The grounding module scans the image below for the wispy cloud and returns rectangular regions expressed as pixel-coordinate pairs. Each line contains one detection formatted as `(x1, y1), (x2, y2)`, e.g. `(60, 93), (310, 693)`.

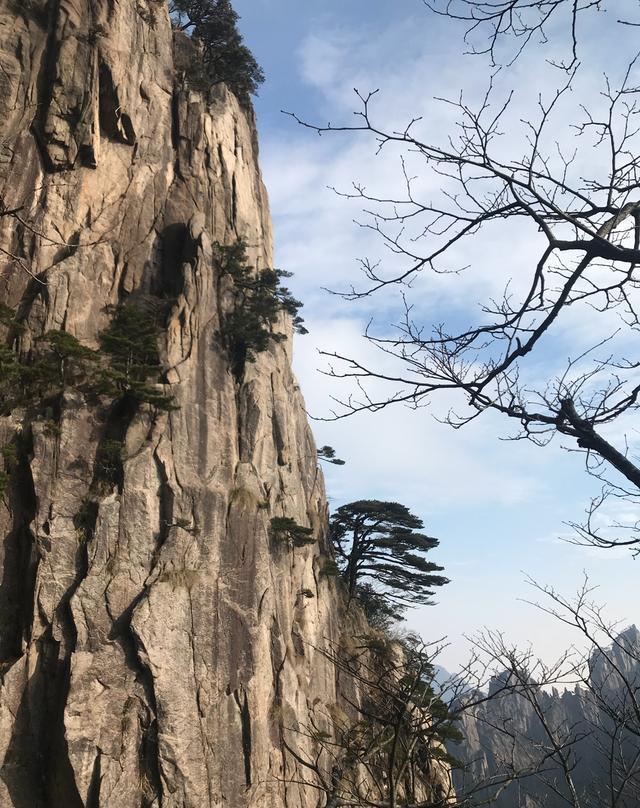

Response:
(255, 2), (640, 669)
(295, 315), (547, 509)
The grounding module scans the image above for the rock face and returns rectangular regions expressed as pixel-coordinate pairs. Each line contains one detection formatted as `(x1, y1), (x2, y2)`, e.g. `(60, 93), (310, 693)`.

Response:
(454, 627), (640, 808)
(0, 3), (347, 806)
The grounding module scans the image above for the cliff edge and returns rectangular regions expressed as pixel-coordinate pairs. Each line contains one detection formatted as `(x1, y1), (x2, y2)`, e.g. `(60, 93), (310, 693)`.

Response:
(0, 2), (341, 806)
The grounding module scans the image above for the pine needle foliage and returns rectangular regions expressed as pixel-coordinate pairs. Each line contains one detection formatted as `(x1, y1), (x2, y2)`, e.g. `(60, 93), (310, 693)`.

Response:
(94, 438), (125, 488)
(317, 636), (464, 804)
(354, 582), (407, 631)
(170, 0), (264, 102)
(0, 300), (174, 416)
(329, 500), (449, 616)
(0, 303), (22, 331)
(35, 330), (101, 389)
(0, 331), (100, 414)
(317, 445), (346, 465)
(0, 301), (175, 501)
(98, 301), (176, 411)
(0, 345), (25, 413)
(0, 471), (9, 499)
(0, 442), (18, 499)
(318, 556), (341, 579)
(270, 516), (315, 549)
(215, 239), (306, 380)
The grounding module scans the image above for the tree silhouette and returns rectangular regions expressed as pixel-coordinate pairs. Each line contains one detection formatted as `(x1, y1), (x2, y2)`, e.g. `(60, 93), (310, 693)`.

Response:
(171, 0), (264, 101)
(289, 0), (640, 555)
(329, 500), (448, 612)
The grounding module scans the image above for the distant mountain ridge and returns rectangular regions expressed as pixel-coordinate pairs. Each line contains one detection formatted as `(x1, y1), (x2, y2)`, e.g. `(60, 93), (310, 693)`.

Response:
(452, 625), (640, 807)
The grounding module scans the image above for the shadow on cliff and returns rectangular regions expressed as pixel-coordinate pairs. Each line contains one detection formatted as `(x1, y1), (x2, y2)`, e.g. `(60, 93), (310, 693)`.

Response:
(154, 223), (194, 298)
(0, 433), (38, 665)
(0, 437), (86, 807)
(0, 641), (84, 808)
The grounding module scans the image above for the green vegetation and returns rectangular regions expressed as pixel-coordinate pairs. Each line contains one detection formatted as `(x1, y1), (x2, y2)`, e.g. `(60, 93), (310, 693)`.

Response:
(0, 345), (25, 413)
(270, 516), (315, 549)
(0, 470), (10, 499)
(318, 556), (341, 579)
(170, 0), (264, 102)
(311, 635), (463, 805)
(398, 639), (464, 751)
(317, 445), (346, 466)
(0, 442), (18, 499)
(0, 303), (22, 331)
(94, 438), (125, 488)
(353, 582), (407, 632)
(1, 444), (17, 469)
(35, 330), (100, 389)
(0, 299), (175, 501)
(74, 499), (97, 533)
(215, 239), (306, 380)
(98, 301), (176, 411)
(329, 500), (449, 619)
(0, 301), (174, 418)
(0, 331), (100, 415)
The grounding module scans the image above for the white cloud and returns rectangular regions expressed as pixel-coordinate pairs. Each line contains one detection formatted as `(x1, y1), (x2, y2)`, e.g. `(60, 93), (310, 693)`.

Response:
(257, 4), (640, 669)
(294, 315), (546, 509)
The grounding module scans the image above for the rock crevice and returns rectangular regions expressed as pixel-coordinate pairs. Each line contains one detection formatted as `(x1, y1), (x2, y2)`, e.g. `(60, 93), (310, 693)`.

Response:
(0, 2), (345, 806)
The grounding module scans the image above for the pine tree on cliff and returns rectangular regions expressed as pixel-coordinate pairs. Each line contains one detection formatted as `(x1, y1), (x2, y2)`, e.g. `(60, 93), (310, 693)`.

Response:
(171, 0), (264, 101)
(329, 500), (449, 620)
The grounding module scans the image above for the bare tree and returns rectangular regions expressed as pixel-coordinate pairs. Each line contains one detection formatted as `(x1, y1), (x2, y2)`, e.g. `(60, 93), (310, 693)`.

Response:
(282, 584), (640, 807)
(282, 633), (465, 807)
(457, 579), (640, 807)
(424, 0), (637, 68)
(281, 631), (570, 807)
(287, 0), (640, 553)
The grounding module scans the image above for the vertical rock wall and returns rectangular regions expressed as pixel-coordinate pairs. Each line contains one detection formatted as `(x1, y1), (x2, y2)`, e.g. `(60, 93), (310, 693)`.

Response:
(0, 2), (344, 806)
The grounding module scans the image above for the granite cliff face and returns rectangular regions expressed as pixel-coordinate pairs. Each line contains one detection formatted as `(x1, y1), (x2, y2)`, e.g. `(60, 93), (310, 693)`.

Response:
(0, 2), (345, 806)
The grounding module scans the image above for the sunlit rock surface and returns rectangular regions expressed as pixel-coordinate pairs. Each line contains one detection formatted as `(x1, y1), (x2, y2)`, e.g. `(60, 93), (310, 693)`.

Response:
(0, 2), (340, 805)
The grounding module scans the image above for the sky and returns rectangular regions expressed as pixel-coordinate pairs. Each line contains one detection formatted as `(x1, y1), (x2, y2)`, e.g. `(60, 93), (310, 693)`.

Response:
(231, 0), (639, 672)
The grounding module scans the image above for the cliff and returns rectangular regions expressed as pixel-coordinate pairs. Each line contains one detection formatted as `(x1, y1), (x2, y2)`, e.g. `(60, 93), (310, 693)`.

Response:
(0, 2), (343, 806)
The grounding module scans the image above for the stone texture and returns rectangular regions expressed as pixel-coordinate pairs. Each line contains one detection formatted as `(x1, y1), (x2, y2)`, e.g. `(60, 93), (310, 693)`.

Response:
(0, 3), (452, 807)
(0, 2), (345, 805)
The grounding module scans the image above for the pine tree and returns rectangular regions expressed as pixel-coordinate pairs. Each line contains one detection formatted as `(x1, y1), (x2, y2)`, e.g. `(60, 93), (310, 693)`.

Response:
(35, 330), (100, 389)
(329, 500), (449, 615)
(98, 301), (175, 411)
(317, 445), (346, 465)
(270, 516), (315, 549)
(215, 239), (306, 380)
(0, 330), (101, 414)
(171, 0), (264, 102)
(354, 582), (406, 630)
(0, 301), (175, 417)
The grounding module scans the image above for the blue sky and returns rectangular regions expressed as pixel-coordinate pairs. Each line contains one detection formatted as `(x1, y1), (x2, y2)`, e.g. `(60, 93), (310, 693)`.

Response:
(232, 0), (639, 670)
